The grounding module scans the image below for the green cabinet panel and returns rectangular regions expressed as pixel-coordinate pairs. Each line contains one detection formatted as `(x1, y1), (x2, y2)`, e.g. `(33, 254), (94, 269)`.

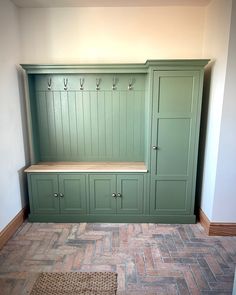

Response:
(59, 174), (86, 214)
(33, 74), (145, 162)
(150, 70), (202, 217)
(30, 174), (59, 214)
(89, 174), (144, 215)
(116, 175), (143, 214)
(150, 180), (190, 215)
(158, 76), (194, 113)
(153, 118), (191, 176)
(89, 175), (116, 214)
(29, 173), (87, 215)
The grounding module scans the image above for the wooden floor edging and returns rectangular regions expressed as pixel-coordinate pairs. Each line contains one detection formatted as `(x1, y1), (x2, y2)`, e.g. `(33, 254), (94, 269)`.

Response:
(0, 207), (28, 250)
(199, 209), (236, 236)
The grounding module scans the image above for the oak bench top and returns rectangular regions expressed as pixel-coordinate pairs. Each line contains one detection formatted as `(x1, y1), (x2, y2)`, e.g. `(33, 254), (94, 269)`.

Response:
(25, 162), (148, 173)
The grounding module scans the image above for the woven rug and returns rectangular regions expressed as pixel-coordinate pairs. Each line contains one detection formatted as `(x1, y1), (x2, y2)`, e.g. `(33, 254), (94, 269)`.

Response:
(30, 272), (118, 295)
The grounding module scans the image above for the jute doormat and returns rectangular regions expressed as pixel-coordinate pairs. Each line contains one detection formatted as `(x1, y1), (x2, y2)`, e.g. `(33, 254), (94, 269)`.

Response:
(30, 272), (118, 295)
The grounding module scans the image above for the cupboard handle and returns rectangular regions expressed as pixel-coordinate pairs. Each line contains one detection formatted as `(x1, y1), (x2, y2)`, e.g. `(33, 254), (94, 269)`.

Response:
(117, 193), (122, 197)
(54, 193), (58, 197)
(112, 193), (117, 198)
(59, 193), (64, 198)
(152, 146), (158, 150)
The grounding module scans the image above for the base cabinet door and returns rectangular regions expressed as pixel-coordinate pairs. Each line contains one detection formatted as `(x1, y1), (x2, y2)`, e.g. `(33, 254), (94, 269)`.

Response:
(89, 174), (144, 215)
(59, 174), (86, 214)
(29, 173), (87, 216)
(89, 175), (116, 214)
(30, 174), (59, 214)
(116, 175), (143, 214)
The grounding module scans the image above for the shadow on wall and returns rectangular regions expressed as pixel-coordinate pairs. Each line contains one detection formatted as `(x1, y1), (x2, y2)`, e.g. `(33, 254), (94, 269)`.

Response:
(195, 60), (214, 216)
(16, 66), (31, 208)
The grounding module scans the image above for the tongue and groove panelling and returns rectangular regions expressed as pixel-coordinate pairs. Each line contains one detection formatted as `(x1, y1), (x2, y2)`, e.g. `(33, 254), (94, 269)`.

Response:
(33, 74), (146, 162)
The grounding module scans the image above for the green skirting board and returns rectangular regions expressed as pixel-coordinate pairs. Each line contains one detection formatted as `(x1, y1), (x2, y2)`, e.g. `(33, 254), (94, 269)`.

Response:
(28, 213), (196, 224)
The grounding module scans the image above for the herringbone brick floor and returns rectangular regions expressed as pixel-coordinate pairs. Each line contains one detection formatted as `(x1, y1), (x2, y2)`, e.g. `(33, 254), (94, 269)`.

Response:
(0, 222), (235, 295)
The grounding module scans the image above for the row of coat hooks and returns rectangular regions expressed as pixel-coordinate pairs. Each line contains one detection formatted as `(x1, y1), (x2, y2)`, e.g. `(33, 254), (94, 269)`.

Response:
(47, 77), (135, 91)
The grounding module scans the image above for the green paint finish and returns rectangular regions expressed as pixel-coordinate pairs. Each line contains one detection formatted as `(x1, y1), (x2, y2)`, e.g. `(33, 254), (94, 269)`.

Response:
(150, 70), (202, 217)
(89, 174), (144, 215)
(60, 91), (71, 157)
(28, 213), (196, 224)
(67, 92), (78, 156)
(30, 174), (59, 214)
(116, 175), (144, 214)
(158, 76), (194, 113)
(155, 118), (191, 176)
(58, 174), (86, 214)
(33, 74), (145, 162)
(89, 175), (116, 214)
(29, 173), (87, 215)
(151, 180), (189, 215)
(23, 60), (208, 224)
(21, 60), (209, 74)
(27, 75), (40, 163)
(34, 74), (146, 91)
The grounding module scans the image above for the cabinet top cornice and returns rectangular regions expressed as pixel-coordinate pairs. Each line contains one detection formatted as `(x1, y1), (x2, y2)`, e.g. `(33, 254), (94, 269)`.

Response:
(20, 59), (209, 74)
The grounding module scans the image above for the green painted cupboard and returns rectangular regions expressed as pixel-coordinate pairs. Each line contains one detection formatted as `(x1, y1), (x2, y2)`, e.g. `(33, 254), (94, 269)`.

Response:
(22, 60), (209, 223)
(150, 70), (202, 217)
(29, 173), (87, 215)
(89, 174), (144, 215)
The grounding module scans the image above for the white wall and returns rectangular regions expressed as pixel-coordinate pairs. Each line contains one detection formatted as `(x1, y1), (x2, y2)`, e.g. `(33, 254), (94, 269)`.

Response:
(0, 0), (27, 231)
(200, 0), (232, 220)
(212, 0), (236, 222)
(19, 6), (205, 63)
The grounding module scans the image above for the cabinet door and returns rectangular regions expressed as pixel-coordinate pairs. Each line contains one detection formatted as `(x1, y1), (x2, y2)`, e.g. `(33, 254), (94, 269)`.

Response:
(58, 174), (86, 214)
(116, 175), (144, 214)
(150, 71), (200, 215)
(89, 175), (116, 214)
(30, 174), (59, 214)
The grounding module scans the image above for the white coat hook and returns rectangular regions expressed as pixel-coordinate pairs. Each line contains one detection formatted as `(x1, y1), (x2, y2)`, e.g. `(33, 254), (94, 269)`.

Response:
(64, 78), (68, 91)
(47, 77), (52, 91)
(80, 78), (84, 90)
(96, 78), (101, 91)
(112, 77), (117, 90)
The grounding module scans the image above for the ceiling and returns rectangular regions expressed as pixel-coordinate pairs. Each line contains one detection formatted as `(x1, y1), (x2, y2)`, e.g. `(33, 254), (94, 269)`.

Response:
(11, 0), (212, 8)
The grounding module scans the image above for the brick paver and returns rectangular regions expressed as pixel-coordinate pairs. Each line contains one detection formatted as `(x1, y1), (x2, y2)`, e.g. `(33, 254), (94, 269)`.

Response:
(0, 222), (235, 294)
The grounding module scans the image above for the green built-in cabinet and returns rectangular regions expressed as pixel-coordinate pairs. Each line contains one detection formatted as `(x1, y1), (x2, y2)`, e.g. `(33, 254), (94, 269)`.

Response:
(22, 60), (209, 223)
(150, 70), (202, 217)
(89, 174), (144, 215)
(29, 173), (87, 215)
(27, 172), (145, 222)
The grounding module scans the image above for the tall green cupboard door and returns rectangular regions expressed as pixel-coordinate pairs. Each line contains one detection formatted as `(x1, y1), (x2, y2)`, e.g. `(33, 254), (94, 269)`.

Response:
(150, 71), (201, 217)
(58, 174), (86, 214)
(30, 174), (59, 214)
